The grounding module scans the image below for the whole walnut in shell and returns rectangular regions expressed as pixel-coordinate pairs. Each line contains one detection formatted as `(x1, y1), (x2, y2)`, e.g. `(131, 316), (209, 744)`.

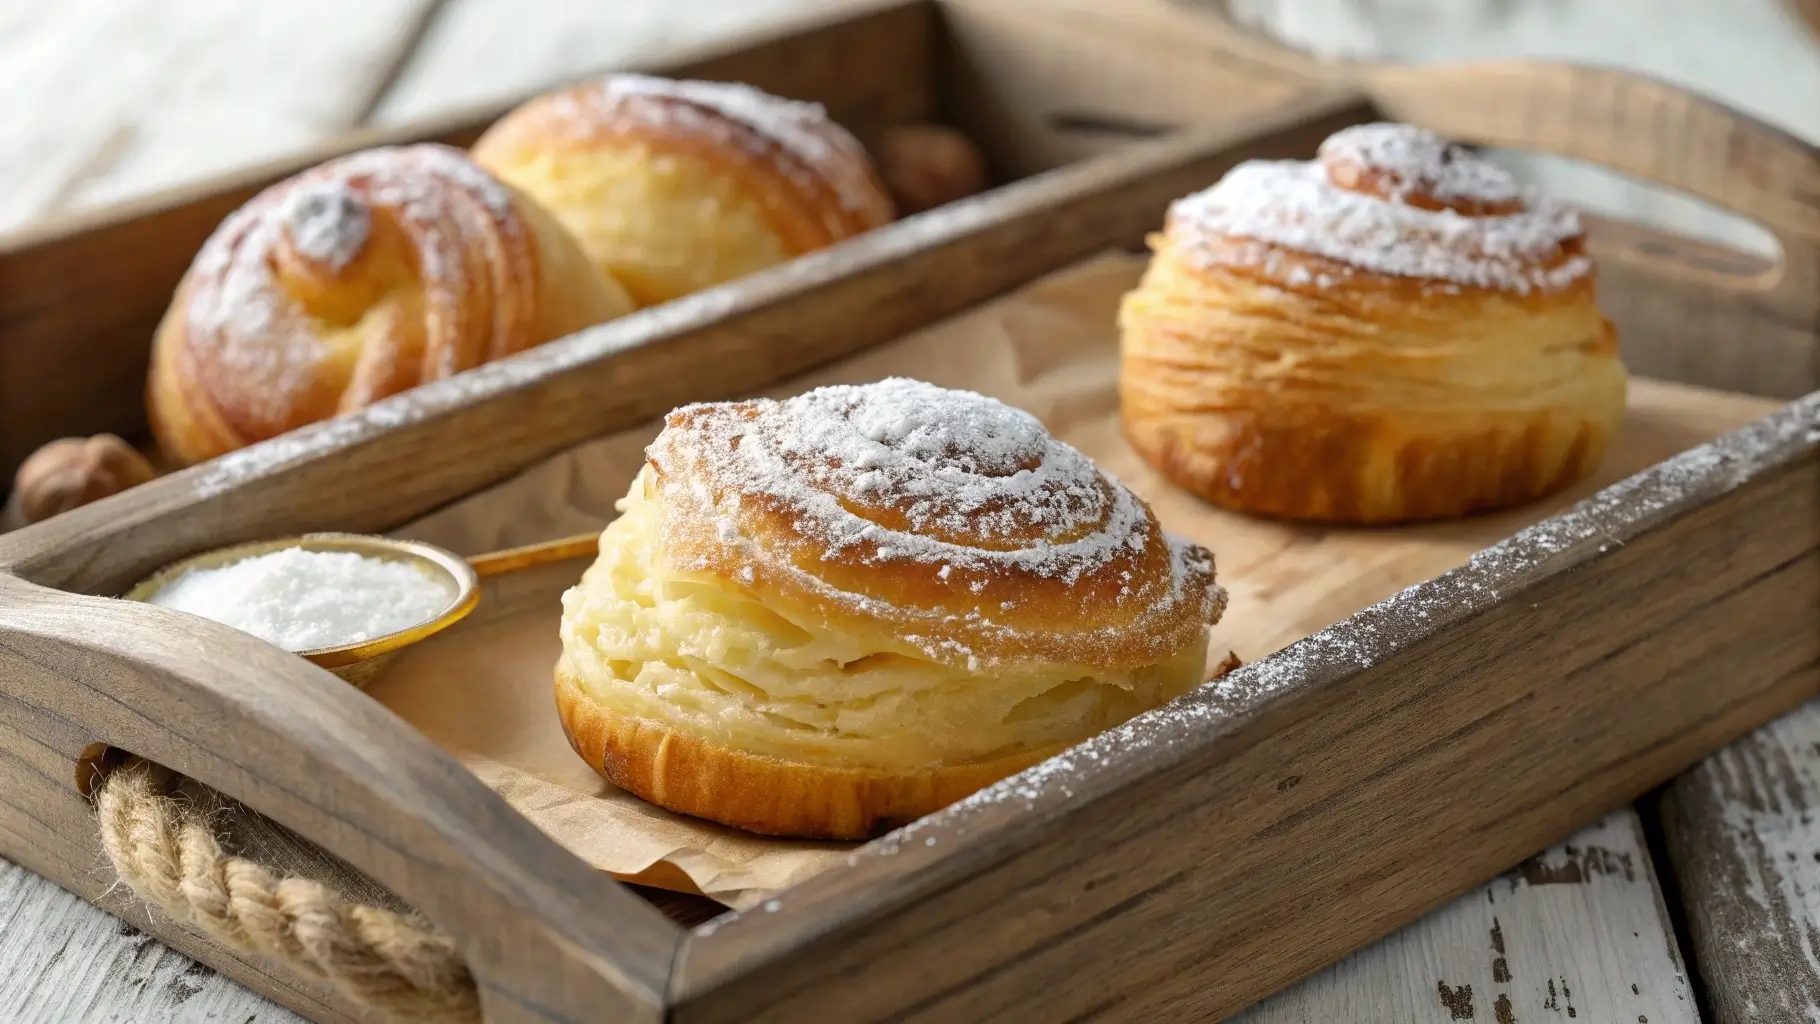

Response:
(5, 434), (157, 530)
(873, 124), (990, 216)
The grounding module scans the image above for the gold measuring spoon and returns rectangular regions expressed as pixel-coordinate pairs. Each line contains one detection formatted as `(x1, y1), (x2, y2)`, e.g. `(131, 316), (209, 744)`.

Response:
(123, 531), (600, 687)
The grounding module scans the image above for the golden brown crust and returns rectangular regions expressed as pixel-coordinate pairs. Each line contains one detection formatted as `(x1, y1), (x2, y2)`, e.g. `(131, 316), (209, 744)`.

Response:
(555, 666), (1057, 840)
(470, 74), (894, 306)
(147, 143), (632, 467)
(1118, 124), (1628, 524)
(1120, 371), (1612, 524)
(556, 380), (1223, 838)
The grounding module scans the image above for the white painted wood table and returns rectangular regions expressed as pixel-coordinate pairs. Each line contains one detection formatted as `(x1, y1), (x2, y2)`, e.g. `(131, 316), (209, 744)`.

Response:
(1, 1), (1816, 1021)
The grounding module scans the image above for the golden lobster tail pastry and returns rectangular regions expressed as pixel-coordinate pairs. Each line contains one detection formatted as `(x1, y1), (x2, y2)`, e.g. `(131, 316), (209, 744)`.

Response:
(471, 73), (895, 308)
(148, 143), (633, 467)
(557, 378), (1227, 839)
(1119, 122), (1627, 523)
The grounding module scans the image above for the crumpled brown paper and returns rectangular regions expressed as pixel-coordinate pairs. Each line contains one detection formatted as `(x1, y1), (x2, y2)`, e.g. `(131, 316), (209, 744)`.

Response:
(366, 251), (1779, 909)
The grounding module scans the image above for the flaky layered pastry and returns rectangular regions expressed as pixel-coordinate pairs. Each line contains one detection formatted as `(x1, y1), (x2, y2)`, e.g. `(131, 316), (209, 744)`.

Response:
(557, 378), (1226, 839)
(148, 144), (634, 467)
(471, 74), (895, 308)
(1119, 123), (1628, 523)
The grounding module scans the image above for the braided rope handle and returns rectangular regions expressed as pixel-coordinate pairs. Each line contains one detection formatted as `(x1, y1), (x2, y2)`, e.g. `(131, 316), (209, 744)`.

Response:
(95, 762), (481, 1022)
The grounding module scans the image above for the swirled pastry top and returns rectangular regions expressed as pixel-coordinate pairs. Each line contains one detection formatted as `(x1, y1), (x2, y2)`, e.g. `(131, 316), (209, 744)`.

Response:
(494, 73), (894, 236)
(1166, 123), (1592, 294)
(645, 378), (1224, 671)
(151, 143), (629, 462)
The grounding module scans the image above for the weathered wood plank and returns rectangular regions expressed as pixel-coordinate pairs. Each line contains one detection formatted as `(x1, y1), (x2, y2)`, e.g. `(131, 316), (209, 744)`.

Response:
(0, 855), (301, 1023)
(0, 0), (440, 236)
(1236, 811), (1695, 1023)
(1662, 699), (1820, 1022)
(371, 0), (827, 126)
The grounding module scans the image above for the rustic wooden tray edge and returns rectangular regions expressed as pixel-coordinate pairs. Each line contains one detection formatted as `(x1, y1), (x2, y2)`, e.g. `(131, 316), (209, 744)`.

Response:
(0, 55), (1815, 1024)
(667, 397), (1820, 1021)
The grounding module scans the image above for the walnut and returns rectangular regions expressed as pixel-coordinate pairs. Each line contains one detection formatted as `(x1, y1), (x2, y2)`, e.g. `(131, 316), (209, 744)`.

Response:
(5, 435), (157, 529)
(873, 124), (990, 216)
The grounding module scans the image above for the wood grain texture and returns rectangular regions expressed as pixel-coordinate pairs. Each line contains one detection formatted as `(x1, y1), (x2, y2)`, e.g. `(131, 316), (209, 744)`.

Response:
(671, 402), (1819, 1023)
(1027, 1), (1820, 401)
(0, 567), (681, 1024)
(1235, 811), (1695, 1023)
(0, 854), (305, 1024)
(939, 0), (1323, 178)
(0, 91), (1366, 1023)
(1026, 4), (1820, 405)
(0, 0), (440, 235)
(1208, 0), (1820, 259)
(1662, 701), (1820, 1022)
(370, 0), (835, 126)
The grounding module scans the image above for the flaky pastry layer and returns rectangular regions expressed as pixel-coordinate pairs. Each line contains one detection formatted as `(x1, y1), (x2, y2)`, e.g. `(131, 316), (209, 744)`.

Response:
(1120, 231), (1628, 523)
(559, 474), (1210, 774)
(472, 74), (894, 307)
(475, 143), (797, 308)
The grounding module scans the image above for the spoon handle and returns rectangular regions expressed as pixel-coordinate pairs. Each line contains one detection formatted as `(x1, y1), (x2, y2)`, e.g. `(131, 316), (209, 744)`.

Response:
(466, 531), (600, 579)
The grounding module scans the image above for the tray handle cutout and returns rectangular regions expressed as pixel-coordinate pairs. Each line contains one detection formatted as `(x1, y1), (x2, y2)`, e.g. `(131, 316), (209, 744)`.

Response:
(90, 756), (478, 1021)
(1361, 60), (1820, 400)
(1360, 61), (1819, 307)
(0, 573), (677, 1023)
(1088, 1), (1817, 311)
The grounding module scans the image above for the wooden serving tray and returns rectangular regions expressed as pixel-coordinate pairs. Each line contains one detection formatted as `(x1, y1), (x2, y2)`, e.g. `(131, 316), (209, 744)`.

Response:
(0, 0), (1328, 487)
(1, 4), (1817, 1023)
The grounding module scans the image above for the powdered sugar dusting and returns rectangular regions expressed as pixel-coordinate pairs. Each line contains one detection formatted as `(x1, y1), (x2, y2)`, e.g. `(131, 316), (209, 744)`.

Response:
(649, 378), (1222, 668)
(1170, 123), (1589, 294)
(1319, 122), (1521, 204)
(183, 178), (1019, 501)
(148, 547), (455, 652)
(178, 144), (531, 441)
(280, 180), (371, 272)
(678, 378), (1146, 576)
(551, 73), (889, 226)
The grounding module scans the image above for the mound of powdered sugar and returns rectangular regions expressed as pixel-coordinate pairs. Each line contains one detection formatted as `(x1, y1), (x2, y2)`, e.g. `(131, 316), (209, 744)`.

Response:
(1318, 122), (1522, 205)
(149, 547), (456, 652)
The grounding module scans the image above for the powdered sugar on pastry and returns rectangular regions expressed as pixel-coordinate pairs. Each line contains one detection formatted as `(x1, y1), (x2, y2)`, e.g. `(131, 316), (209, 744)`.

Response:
(279, 181), (372, 272)
(1169, 122), (1591, 293)
(680, 378), (1142, 577)
(552, 73), (890, 222)
(176, 144), (535, 437)
(644, 378), (1224, 670)
(1318, 122), (1521, 205)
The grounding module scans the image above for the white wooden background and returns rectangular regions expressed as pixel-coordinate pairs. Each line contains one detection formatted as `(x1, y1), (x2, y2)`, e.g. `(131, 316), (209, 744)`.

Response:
(2, 1), (1817, 1021)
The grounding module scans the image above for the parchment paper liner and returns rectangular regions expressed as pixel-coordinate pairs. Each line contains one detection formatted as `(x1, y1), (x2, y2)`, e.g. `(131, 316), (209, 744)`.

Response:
(368, 252), (1780, 909)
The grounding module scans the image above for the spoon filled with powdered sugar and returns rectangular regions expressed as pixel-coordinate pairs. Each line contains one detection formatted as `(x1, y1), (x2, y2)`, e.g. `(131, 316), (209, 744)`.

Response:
(123, 531), (596, 686)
